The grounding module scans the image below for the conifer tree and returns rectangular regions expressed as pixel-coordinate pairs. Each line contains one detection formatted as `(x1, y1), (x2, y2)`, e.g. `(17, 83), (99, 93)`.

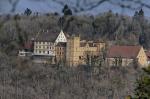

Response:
(62, 4), (72, 16)
(24, 8), (32, 16)
(133, 66), (150, 98)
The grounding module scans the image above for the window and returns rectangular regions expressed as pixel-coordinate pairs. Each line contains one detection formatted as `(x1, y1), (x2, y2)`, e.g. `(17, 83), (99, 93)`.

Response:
(94, 55), (97, 58)
(39, 51), (41, 53)
(79, 56), (82, 59)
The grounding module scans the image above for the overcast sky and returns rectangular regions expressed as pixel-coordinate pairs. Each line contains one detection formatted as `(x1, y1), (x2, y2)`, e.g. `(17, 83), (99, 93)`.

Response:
(0, 0), (150, 16)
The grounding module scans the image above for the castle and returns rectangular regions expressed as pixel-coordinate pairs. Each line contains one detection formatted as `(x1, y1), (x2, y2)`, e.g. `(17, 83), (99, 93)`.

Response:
(66, 35), (105, 66)
(19, 30), (105, 66)
(19, 30), (148, 67)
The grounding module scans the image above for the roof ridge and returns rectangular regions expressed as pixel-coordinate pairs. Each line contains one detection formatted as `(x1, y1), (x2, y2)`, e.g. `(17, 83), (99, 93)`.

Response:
(107, 45), (142, 58)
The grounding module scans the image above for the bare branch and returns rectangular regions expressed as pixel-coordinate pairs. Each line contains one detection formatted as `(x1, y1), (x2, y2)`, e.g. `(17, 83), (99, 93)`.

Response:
(8, 0), (19, 12)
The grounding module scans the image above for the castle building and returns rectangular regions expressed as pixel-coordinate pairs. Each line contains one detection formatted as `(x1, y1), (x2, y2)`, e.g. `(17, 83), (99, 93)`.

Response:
(19, 30), (105, 66)
(55, 42), (66, 62)
(66, 35), (105, 66)
(34, 41), (55, 56)
(19, 30), (148, 67)
(106, 45), (148, 67)
(33, 30), (67, 56)
(145, 50), (150, 64)
(30, 30), (68, 63)
(55, 30), (67, 44)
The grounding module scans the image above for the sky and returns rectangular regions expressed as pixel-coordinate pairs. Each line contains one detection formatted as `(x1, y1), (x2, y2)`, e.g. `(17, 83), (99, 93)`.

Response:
(0, 0), (150, 16)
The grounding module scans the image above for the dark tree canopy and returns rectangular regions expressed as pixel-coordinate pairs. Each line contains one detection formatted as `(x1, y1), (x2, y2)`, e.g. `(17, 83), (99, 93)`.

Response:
(24, 8), (32, 16)
(138, 8), (144, 17)
(134, 66), (150, 99)
(62, 4), (72, 15)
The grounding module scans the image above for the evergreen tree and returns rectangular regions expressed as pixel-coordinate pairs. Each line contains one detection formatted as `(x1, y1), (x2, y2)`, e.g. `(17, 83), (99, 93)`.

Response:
(139, 33), (146, 47)
(62, 4), (72, 16)
(134, 11), (139, 17)
(133, 9), (144, 20)
(133, 11), (139, 20)
(24, 8), (32, 16)
(138, 8), (144, 17)
(133, 66), (150, 99)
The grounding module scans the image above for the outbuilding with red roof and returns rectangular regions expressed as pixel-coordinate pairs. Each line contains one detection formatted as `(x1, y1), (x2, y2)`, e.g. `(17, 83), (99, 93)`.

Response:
(106, 45), (148, 67)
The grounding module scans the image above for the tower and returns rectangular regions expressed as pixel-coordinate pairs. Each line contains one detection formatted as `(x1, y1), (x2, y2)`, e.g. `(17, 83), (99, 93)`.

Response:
(66, 35), (80, 66)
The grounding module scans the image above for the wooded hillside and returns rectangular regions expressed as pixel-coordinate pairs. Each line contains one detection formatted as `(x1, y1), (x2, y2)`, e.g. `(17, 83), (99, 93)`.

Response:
(0, 9), (149, 98)
(0, 9), (150, 56)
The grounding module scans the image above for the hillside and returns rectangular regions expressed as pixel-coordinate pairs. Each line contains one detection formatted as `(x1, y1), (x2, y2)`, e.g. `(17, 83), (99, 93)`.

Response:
(0, 11), (150, 55)
(0, 11), (149, 98)
(0, 49), (144, 99)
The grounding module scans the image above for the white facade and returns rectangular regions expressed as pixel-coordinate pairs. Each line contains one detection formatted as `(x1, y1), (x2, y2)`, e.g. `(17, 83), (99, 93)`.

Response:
(55, 30), (67, 44)
(33, 41), (55, 56)
(33, 30), (67, 56)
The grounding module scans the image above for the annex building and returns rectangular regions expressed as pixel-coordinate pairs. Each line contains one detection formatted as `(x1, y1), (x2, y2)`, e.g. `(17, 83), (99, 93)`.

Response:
(106, 45), (148, 67)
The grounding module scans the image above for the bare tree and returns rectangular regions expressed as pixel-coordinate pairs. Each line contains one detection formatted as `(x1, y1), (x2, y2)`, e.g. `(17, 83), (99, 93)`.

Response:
(3, 0), (150, 14)
(8, 0), (19, 12)
(51, 0), (150, 13)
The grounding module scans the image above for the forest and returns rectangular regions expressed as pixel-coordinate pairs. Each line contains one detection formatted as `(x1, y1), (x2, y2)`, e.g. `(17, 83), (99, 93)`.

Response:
(0, 7), (150, 98)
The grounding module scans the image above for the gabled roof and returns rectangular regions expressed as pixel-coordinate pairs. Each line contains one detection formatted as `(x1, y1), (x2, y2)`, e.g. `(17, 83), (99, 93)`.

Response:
(34, 30), (69, 42)
(107, 45), (142, 59)
(55, 30), (67, 43)
(35, 31), (59, 42)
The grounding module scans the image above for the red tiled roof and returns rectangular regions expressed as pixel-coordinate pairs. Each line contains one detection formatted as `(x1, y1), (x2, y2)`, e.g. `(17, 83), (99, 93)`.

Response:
(24, 41), (34, 50)
(107, 45), (142, 59)
(146, 50), (150, 61)
(146, 51), (150, 57)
